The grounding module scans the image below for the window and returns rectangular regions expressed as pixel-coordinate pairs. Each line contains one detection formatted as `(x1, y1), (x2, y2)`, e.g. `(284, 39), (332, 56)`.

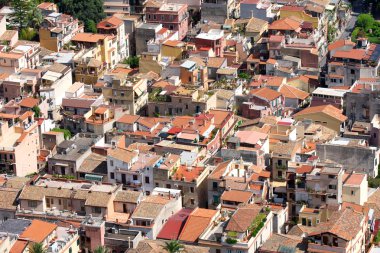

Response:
(278, 170), (283, 178)
(28, 201), (37, 208)
(146, 191), (150, 196)
(92, 207), (102, 213)
(351, 190), (355, 195)
(301, 218), (307, 225)
(133, 175), (138, 180)
(153, 15), (156, 20)
(190, 198), (195, 205)
(212, 181), (218, 189)
(110, 160), (114, 166)
(110, 172), (115, 179)
(351, 69), (355, 74)
(59, 199), (62, 205)
(328, 185), (337, 190)
(166, 184), (171, 189)
(277, 160), (283, 166)
(190, 187), (194, 193)
(145, 176), (150, 184)
(155, 183), (159, 187)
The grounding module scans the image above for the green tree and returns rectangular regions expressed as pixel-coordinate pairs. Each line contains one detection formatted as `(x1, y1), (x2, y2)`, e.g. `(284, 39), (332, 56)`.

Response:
(29, 243), (46, 253)
(123, 56), (139, 68)
(28, 2), (43, 29)
(58, 0), (105, 32)
(19, 28), (37, 41)
(10, 0), (32, 28)
(52, 128), (72, 140)
(85, 19), (97, 33)
(32, 106), (41, 118)
(162, 240), (184, 253)
(94, 246), (110, 253)
(238, 72), (251, 80)
(357, 13), (375, 31)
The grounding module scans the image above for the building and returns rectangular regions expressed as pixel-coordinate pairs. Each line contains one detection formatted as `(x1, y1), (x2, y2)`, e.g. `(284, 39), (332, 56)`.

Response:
(47, 133), (102, 176)
(201, 0), (239, 24)
(129, 188), (182, 239)
(17, 220), (80, 253)
(293, 104), (347, 132)
(71, 33), (118, 69)
(135, 23), (162, 55)
(316, 137), (380, 177)
(0, 112), (39, 176)
(40, 63), (73, 120)
(194, 29), (225, 57)
(101, 73), (148, 114)
(145, 3), (189, 40)
(198, 204), (276, 253)
(97, 16), (128, 61)
(179, 208), (219, 243)
(240, 0), (275, 21)
(154, 162), (212, 208)
(107, 147), (160, 194)
(147, 86), (217, 116)
(39, 12), (84, 52)
(327, 39), (380, 87)
(307, 208), (366, 253)
(342, 172), (368, 206)
(244, 87), (284, 118)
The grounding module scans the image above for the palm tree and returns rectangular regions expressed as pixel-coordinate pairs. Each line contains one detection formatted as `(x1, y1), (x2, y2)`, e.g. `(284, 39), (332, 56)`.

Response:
(162, 240), (184, 253)
(29, 243), (46, 253)
(94, 246), (110, 253)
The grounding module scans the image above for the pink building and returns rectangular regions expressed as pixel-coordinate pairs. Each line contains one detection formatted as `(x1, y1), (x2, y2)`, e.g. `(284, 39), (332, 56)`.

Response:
(145, 3), (189, 40)
(0, 111), (39, 176)
(194, 29), (225, 57)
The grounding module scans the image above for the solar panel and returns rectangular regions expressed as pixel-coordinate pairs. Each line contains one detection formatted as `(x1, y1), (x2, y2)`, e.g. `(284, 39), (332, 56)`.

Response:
(278, 245), (296, 253)
(369, 45), (380, 62)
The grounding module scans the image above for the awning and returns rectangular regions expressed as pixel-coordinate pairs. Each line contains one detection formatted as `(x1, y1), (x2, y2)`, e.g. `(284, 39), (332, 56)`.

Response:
(85, 174), (103, 182)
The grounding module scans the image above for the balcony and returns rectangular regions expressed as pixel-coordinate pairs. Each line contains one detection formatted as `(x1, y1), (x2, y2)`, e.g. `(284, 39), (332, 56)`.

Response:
(308, 243), (346, 253)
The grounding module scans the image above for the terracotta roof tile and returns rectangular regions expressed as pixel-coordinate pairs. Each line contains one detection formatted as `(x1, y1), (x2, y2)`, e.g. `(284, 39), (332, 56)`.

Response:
(19, 97), (39, 108)
(221, 190), (253, 203)
(293, 104), (347, 122)
(10, 240), (28, 253)
(226, 204), (262, 232)
(117, 114), (140, 124)
(269, 17), (302, 31)
(97, 16), (123, 29)
(250, 87), (282, 101)
(179, 208), (218, 242)
(327, 39), (355, 52)
(279, 84), (309, 100)
(20, 220), (57, 243)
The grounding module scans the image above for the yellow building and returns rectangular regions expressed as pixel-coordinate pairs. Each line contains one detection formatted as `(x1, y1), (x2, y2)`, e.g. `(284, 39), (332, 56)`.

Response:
(342, 173), (368, 206)
(280, 6), (319, 29)
(139, 52), (173, 75)
(71, 33), (118, 69)
(161, 40), (186, 60)
(293, 104), (347, 132)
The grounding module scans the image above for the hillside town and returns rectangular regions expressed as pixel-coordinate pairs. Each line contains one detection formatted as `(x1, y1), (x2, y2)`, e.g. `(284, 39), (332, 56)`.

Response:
(0, 0), (377, 252)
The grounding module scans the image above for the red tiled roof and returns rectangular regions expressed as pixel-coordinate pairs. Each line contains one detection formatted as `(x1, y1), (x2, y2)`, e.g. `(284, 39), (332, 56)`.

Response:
(10, 240), (28, 253)
(19, 97), (39, 108)
(250, 87), (282, 101)
(221, 190), (253, 203)
(333, 49), (367, 60)
(19, 220), (57, 243)
(296, 165), (314, 174)
(179, 208), (218, 242)
(327, 39), (355, 52)
(97, 16), (123, 29)
(279, 84), (309, 100)
(293, 104), (347, 122)
(269, 17), (301, 31)
(157, 208), (193, 240)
